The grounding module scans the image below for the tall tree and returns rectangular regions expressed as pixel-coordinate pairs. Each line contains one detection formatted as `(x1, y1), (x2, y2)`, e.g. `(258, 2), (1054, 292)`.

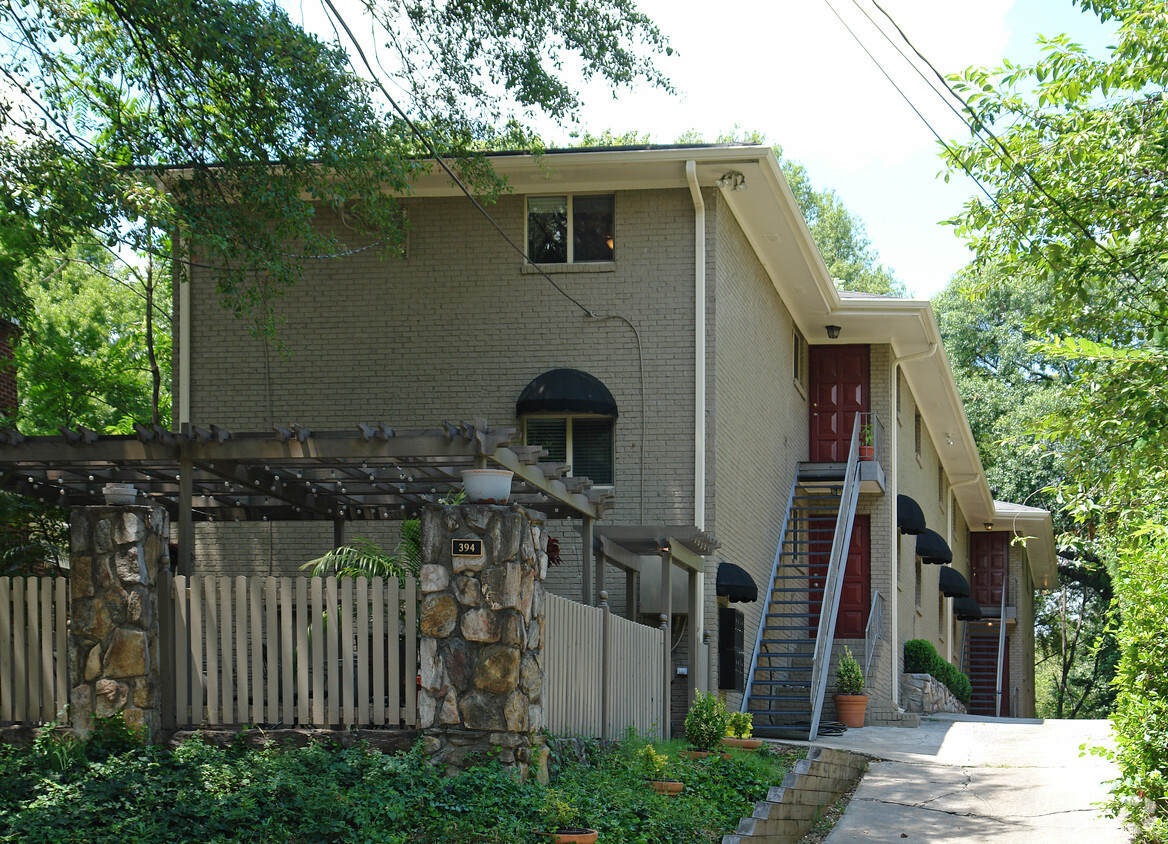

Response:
(0, 0), (672, 338)
(942, 1), (1168, 832)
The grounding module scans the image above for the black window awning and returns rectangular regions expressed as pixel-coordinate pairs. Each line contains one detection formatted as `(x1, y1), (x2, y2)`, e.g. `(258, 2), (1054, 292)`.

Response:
(954, 595), (983, 620)
(897, 494), (926, 535)
(916, 529), (953, 565)
(716, 562), (758, 603)
(516, 369), (618, 418)
(939, 566), (971, 598)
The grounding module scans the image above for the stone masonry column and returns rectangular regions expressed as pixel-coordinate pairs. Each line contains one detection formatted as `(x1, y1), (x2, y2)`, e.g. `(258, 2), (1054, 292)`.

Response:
(418, 504), (547, 780)
(68, 506), (169, 741)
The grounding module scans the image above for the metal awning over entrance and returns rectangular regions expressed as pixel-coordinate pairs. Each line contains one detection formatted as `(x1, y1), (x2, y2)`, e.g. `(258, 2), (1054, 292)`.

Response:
(0, 420), (611, 523)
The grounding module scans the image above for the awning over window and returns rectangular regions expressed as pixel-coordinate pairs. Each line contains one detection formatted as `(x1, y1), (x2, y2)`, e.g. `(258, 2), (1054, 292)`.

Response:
(954, 595), (983, 620)
(916, 529), (953, 564)
(897, 494), (926, 535)
(939, 566), (971, 598)
(716, 562), (758, 603)
(516, 368), (618, 418)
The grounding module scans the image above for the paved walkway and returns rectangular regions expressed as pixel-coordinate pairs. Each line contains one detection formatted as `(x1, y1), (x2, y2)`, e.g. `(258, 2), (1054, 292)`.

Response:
(805, 714), (1128, 843)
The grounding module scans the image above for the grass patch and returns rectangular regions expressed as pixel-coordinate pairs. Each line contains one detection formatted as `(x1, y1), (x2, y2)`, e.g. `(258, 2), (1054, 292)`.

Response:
(0, 724), (803, 843)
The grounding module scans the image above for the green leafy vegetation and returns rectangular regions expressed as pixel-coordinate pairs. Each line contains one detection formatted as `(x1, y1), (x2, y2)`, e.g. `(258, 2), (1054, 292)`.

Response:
(834, 647), (865, 696)
(683, 691), (731, 752)
(903, 640), (971, 706)
(0, 724), (802, 843)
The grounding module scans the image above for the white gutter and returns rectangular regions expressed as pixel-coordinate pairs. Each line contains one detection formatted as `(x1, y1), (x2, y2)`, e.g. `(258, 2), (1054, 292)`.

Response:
(686, 160), (707, 691)
(177, 230), (191, 426)
(888, 341), (938, 705)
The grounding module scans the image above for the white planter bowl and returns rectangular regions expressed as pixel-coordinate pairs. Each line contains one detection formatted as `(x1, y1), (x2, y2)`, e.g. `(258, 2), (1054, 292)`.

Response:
(460, 469), (513, 504)
(102, 484), (138, 506)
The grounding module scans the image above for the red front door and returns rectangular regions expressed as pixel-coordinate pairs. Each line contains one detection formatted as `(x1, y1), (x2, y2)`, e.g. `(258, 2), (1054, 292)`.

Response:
(971, 531), (1008, 608)
(809, 345), (870, 461)
(808, 515), (871, 639)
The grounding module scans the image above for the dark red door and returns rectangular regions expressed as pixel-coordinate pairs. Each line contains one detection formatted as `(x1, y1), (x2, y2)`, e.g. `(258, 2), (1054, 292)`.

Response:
(809, 345), (870, 461)
(971, 531), (1008, 608)
(808, 515), (870, 639)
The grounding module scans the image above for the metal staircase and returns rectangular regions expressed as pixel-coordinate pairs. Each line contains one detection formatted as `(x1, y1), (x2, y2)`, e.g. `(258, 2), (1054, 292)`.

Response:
(742, 418), (864, 740)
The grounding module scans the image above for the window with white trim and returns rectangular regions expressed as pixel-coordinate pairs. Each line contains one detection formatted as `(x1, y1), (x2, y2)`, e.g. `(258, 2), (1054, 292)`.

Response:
(526, 194), (614, 263)
(524, 416), (614, 485)
(793, 328), (808, 391)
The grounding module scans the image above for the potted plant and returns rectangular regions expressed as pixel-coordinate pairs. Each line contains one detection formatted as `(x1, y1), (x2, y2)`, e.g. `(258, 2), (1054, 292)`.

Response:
(859, 423), (875, 460)
(541, 791), (598, 844)
(723, 710), (763, 751)
(638, 745), (683, 795)
(833, 646), (868, 728)
(681, 691), (731, 758)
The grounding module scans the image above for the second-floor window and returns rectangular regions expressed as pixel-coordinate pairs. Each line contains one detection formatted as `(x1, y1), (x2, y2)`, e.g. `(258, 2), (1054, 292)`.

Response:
(524, 416), (614, 485)
(527, 194), (614, 263)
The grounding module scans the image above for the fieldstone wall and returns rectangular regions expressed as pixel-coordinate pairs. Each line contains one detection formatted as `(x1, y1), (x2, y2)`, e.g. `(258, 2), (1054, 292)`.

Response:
(68, 506), (169, 741)
(418, 504), (548, 780)
(900, 672), (968, 716)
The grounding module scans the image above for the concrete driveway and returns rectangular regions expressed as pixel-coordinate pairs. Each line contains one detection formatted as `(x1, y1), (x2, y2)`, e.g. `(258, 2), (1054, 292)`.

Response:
(809, 714), (1128, 843)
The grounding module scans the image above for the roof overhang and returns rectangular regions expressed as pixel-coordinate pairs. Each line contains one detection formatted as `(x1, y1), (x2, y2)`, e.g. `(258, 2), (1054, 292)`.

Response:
(986, 501), (1058, 590)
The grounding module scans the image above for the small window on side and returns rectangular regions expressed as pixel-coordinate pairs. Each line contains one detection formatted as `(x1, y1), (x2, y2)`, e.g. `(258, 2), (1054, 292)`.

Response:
(792, 328), (808, 391)
(526, 194), (614, 264)
(914, 410), (922, 458)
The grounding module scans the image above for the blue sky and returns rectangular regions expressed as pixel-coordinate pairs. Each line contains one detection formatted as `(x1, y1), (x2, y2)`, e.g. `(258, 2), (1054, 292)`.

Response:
(292, 0), (1116, 299)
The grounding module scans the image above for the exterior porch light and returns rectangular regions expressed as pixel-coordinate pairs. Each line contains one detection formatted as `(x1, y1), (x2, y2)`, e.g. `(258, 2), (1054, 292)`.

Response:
(985, 522), (994, 531)
(826, 325), (841, 339)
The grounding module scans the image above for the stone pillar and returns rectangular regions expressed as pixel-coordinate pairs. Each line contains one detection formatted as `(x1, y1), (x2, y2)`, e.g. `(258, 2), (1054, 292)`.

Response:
(418, 504), (547, 780)
(68, 506), (169, 741)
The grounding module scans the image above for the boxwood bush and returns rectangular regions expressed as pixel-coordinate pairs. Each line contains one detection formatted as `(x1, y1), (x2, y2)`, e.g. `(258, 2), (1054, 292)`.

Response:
(903, 638), (972, 705)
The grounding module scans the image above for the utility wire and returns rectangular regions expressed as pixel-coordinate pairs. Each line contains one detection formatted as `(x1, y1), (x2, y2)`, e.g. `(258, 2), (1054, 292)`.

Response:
(319, 0), (597, 318)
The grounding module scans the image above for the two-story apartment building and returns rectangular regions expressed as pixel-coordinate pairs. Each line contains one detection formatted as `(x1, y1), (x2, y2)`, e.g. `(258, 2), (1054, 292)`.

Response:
(172, 143), (1055, 731)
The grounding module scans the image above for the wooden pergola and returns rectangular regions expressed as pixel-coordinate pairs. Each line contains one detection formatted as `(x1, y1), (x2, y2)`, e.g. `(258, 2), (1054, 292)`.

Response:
(0, 419), (613, 570)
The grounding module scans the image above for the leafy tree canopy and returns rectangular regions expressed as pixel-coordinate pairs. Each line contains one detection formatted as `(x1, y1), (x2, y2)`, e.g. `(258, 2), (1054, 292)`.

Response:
(0, 0), (672, 336)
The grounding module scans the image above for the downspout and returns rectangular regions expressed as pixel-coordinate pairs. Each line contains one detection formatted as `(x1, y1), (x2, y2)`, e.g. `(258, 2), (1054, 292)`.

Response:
(177, 229), (191, 426)
(686, 160), (707, 690)
(890, 340), (938, 706)
(948, 477), (981, 664)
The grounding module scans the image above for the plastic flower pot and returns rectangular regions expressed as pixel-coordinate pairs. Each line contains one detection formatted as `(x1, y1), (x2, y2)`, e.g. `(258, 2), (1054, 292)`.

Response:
(460, 469), (513, 503)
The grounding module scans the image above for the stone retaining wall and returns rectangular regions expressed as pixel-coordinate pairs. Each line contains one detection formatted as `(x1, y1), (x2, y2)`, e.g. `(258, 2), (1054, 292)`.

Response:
(722, 745), (869, 843)
(899, 672), (967, 715)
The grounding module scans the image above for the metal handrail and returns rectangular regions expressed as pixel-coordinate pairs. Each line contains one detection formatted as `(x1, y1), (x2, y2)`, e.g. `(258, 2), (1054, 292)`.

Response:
(741, 475), (800, 713)
(864, 590), (885, 679)
(857, 411), (883, 464)
(995, 575), (1008, 716)
(808, 415), (863, 740)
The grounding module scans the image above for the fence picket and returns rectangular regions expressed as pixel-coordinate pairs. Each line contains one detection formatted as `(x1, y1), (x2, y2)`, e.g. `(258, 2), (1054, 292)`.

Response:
(219, 577), (233, 723)
(249, 579), (263, 724)
(356, 577), (369, 727)
(12, 579), (25, 722)
(296, 578), (309, 726)
(38, 580), (52, 721)
(387, 578), (400, 725)
(310, 578), (324, 725)
(0, 578), (11, 722)
(280, 578), (293, 726)
(25, 579), (41, 721)
(340, 578), (355, 726)
(54, 578), (68, 720)
(204, 576), (219, 723)
(371, 577), (384, 726)
(325, 577), (339, 727)
(264, 577), (278, 724)
(403, 577), (417, 727)
(235, 576), (248, 724)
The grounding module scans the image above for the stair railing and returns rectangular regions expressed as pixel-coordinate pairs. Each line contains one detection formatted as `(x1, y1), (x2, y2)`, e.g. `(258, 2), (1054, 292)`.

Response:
(864, 590), (884, 678)
(995, 576), (1008, 717)
(741, 474), (800, 713)
(808, 415), (864, 740)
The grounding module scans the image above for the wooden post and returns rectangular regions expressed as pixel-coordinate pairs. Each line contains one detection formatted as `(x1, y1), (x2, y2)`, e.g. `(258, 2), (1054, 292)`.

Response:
(687, 567), (700, 709)
(659, 613), (670, 741)
(581, 517), (594, 606)
(333, 517), (345, 550)
(600, 590), (610, 740)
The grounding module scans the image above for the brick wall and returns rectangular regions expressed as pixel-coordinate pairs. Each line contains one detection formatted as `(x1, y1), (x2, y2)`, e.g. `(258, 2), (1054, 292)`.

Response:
(0, 319), (20, 418)
(708, 191), (808, 709)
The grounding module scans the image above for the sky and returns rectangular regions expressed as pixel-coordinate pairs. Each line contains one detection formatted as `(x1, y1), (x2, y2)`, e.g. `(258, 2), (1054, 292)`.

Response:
(291, 0), (1116, 300)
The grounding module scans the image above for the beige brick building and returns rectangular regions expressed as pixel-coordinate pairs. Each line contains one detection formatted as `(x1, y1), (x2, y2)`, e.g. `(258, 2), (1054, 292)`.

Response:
(173, 144), (1056, 731)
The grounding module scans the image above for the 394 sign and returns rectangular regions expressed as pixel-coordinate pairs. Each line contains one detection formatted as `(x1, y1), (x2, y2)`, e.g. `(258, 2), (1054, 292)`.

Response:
(451, 538), (483, 557)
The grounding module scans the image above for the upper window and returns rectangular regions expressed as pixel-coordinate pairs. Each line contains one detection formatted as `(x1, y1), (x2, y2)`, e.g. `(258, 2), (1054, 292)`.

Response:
(914, 410), (922, 458)
(527, 194), (614, 263)
(792, 328), (808, 392)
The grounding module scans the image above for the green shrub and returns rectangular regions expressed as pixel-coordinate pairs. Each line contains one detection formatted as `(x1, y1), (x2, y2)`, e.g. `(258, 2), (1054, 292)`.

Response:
(903, 639), (971, 705)
(684, 691), (730, 751)
(834, 646), (866, 695)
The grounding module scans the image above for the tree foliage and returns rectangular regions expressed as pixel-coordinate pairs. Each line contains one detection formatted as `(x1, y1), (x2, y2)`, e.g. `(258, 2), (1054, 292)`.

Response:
(0, 0), (671, 337)
(941, 0), (1168, 830)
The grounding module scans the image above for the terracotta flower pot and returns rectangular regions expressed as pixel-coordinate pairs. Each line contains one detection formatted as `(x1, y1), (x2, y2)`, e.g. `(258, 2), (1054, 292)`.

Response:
(859, 445), (874, 461)
(834, 693), (869, 728)
(647, 779), (684, 796)
(553, 829), (599, 844)
(722, 737), (763, 751)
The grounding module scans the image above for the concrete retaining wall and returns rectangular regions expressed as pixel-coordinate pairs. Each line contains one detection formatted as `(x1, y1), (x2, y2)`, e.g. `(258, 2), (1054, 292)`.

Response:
(722, 745), (869, 843)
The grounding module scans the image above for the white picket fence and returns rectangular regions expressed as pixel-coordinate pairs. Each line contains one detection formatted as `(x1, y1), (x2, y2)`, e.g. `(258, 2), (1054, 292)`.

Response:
(0, 577), (68, 724)
(543, 592), (665, 739)
(164, 574), (418, 729)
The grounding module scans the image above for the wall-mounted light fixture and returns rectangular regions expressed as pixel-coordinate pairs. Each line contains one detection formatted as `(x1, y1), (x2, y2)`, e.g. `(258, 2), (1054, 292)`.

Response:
(945, 433), (955, 446)
(715, 171), (747, 191)
(984, 522), (994, 531)
(826, 325), (842, 339)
